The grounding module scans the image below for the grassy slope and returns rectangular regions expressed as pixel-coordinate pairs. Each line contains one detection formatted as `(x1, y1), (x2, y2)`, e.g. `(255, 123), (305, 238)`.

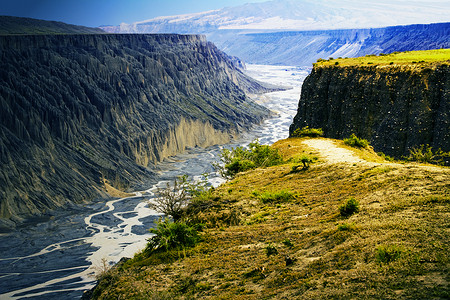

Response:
(315, 48), (450, 67)
(92, 138), (449, 299)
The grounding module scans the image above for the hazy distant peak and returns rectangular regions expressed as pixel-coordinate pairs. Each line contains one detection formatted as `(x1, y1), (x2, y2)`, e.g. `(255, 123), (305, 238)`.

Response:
(113, 0), (450, 32)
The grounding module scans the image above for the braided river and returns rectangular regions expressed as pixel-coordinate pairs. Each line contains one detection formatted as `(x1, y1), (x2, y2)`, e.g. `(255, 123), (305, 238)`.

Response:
(0, 65), (309, 299)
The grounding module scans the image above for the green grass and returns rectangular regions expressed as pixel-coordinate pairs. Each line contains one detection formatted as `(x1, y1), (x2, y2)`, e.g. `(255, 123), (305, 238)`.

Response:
(91, 137), (450, 300)
(314, 49), (450, 67)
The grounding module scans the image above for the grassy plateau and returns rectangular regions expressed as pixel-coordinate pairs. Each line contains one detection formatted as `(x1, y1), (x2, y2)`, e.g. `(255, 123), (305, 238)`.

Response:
(91, 137), (449, 299)
(314, 49), (450, 67)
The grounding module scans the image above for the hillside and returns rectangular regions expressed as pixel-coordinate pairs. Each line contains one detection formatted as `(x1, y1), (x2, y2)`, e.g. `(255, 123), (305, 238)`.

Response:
(0, 34), (271, 229)
(0, 16), (105, 35)
(87, 137), (449, 299)
(290, 49), (450, 158)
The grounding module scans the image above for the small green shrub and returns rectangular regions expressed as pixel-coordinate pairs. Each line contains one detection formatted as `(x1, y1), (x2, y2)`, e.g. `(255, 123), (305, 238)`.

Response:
(337, 223), (356, 231)
(282, 239), (294, 248)
(291, 154), (316, 172)
(255, 190), (295, 204)
(376, 245), (403, 264)
(292, 126), (324, 138)
(377, 152), (395, 162)
(344, 134), (369, 148)
(405, 144), (450, 165)
(145, 218), (201, 255)
(266, 244), (278, 257)
(339, 198), (360, 217)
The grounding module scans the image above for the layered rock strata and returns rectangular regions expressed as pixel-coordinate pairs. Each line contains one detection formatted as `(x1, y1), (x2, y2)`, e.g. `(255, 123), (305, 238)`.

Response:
(290, 63), (449, 157)
(0, 34), (270, 227)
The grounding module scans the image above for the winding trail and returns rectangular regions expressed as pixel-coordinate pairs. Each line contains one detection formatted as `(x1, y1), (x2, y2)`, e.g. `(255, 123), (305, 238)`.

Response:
(302, 138), (448, 175)
(302, 139), (367, 164)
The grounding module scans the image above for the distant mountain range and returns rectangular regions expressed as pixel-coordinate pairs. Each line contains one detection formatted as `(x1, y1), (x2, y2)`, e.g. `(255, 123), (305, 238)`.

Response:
(101, 0), (450, 66)
(211, 23), (450, 66)
(101, 0), (449, 32)
(0, 16), (105, 35)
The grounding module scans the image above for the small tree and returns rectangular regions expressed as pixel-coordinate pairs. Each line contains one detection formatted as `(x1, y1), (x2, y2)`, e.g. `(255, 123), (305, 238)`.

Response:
(148, 174), (210, 221)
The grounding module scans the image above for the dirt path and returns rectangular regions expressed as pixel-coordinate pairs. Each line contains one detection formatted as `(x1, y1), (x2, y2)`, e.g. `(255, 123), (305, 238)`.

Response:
(302, 139), (367, 164)
(302, 138), (448, 175)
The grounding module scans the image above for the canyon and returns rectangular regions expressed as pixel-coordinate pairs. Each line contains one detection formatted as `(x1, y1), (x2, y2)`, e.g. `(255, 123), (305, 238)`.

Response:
(0, 33), (272, 229)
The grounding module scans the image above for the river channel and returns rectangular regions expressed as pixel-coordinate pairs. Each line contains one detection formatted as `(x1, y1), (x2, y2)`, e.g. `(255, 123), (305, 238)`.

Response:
(0, 64), (309, 299)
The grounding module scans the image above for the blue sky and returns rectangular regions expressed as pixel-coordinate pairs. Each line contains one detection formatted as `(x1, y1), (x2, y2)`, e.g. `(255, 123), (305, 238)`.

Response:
(0, 0), (268, 27)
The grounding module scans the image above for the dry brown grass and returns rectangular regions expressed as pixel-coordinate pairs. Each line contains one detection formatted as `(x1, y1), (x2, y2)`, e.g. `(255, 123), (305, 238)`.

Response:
(92, 138), (449, 299)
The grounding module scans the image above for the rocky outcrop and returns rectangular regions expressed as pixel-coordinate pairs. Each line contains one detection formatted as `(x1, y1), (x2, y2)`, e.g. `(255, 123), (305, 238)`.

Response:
(290, 63), (450, 158)
(0, 33), (270, 228)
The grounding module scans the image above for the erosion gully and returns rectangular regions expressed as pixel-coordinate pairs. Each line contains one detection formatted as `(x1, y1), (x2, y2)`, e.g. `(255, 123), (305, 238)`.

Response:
(0, 65), (309, 299)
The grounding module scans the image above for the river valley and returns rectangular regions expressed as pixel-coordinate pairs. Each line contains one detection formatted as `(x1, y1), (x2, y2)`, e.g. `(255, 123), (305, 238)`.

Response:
(0, 64), (309, 300)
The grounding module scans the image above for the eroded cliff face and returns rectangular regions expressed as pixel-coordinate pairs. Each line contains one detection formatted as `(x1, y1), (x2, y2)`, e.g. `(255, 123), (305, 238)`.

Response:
(290, 63), (449, 157)
(0, 34), (269, 227)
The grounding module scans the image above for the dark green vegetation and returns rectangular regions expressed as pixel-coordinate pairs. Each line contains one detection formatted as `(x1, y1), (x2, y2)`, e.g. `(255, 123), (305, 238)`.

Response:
(90, 138), (449, 299)
(0, 16), (105, 35)
(214, 140), (283, 178)
(145, 218), (201, 255)
(344, 134), (370, 148)
(405, 144), (450, 166)
(291, 126), (324, 138)
(339, 197), (360, 217)
(290, 49), (450, 159)
(0, 33), (271, 228)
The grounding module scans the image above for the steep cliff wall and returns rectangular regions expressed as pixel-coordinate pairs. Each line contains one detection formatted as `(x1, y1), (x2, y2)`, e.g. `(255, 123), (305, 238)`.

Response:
(0, 34), (269, 227)
(290, 63), (449, 158)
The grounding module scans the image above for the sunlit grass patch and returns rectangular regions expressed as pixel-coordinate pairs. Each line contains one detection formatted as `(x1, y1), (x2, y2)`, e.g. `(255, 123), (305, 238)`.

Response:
(314, 49), (450, 67)
(92, 137), (450, 299)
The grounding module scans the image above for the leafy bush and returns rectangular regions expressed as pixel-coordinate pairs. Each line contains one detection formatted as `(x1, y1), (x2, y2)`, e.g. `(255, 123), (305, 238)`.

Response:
(339, 198), (360, 217)
(214, 140), (282, 178)
(344, 134), (369, 148)
(254, 190), (295, 204)
(376, 245), (403, 264)
(405, 144), (450, 165)
(292, 126), (324, 138)
(145, 218), (201, 254)
(265, 243), (278, 257)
